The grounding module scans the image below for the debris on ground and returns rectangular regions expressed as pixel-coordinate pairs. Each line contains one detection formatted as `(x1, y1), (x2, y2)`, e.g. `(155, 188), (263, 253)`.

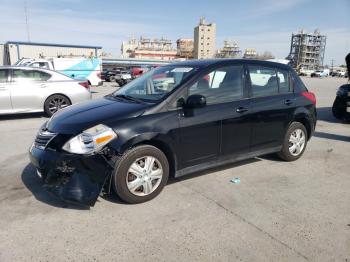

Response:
(230, 178), (240, 184)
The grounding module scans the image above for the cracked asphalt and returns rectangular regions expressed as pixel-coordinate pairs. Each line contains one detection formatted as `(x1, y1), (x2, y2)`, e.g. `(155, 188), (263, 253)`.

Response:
(0, 78), (349, 261)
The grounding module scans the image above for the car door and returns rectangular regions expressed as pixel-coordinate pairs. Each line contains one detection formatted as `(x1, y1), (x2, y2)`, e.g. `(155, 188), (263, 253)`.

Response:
(220, 64), (252, 157)
(10, 69), (51, 112)
(0, 69), (12, 112)
(247, 64), (295, 151)
(177, 64), (251, 168)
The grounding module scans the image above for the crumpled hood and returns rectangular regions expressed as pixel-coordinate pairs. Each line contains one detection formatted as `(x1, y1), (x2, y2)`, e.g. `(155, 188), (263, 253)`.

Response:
(47, 96), (150, 134)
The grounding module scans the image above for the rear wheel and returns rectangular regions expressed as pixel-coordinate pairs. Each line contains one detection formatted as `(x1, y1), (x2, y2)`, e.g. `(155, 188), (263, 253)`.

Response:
(112, 145), (169, 204)
(277, 122), (308, 161)
(44, 94), (71, 117)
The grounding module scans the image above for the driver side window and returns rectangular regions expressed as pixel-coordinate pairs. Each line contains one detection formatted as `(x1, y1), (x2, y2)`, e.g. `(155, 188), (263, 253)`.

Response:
(188, 65), (244, 105)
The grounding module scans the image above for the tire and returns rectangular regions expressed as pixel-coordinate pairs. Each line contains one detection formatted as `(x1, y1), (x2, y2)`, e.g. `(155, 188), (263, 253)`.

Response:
(277, 122), (308, 161)
(332, 97), (345, 119)
(109, 76), (116, 82)
(44, 94), (71, 117)
(112, 145), (169, 204)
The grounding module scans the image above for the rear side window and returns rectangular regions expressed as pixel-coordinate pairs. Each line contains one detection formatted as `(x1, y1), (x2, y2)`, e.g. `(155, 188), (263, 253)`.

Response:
(31, 62), (50, 69)
(189, 65), (244, 105)
(0, 69), (8, 83)
(12, 70), (51, 82)
(291, 72), (308, 92)
(277, 69), (291, 93)
(248, 66), (278, 97)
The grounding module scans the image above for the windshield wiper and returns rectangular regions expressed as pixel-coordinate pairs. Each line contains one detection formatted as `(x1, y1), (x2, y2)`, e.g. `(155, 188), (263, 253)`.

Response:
(113, 94), (145, 103)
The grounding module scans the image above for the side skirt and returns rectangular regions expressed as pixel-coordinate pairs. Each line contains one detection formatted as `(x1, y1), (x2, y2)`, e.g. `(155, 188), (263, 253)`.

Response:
(175, 146), (282, 178)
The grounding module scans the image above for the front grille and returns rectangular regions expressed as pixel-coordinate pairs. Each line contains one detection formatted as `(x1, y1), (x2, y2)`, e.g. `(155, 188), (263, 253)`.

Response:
(34, 130), (56, 149)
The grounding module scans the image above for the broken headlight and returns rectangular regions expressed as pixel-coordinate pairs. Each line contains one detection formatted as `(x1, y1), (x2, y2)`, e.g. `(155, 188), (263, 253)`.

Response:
(62, 124), (117, 154)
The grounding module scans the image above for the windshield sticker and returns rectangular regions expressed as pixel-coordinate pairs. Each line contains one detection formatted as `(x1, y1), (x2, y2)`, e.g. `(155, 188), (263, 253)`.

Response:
(171, 67), (193, 73)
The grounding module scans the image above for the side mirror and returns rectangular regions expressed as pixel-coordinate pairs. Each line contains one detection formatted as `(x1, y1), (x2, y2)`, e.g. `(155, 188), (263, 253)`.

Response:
(185, 94), (206, 108)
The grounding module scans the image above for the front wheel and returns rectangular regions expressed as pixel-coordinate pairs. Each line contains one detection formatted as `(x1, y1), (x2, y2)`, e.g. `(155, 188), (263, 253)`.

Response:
(112, 145), (169, 204)
(277, 122), (308, 161)
(332, 97), (345, 119)
(44, 94), (71, 117)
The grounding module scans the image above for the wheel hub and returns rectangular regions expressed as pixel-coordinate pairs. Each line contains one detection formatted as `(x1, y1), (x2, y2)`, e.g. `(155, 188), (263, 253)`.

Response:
(126, 156), (163, 196)
(288, 128), (306, 156)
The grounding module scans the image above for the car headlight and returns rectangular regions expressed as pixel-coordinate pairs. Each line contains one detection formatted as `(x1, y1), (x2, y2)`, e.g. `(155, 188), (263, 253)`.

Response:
(62, 124), (117, 154)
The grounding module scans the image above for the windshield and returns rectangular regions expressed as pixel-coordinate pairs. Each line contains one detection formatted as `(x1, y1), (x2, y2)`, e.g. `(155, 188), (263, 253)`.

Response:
(113, 65), (197, 102)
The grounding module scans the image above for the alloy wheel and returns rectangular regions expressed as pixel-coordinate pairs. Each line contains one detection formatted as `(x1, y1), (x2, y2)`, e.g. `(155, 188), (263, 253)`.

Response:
(48, 97), (69, 114)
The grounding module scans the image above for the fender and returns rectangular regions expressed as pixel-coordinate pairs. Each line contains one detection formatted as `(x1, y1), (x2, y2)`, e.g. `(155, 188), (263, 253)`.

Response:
(291, 106), (316, 139)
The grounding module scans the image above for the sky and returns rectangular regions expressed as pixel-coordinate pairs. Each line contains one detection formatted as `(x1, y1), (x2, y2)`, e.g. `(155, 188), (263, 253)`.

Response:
(0, 0), (349, 65)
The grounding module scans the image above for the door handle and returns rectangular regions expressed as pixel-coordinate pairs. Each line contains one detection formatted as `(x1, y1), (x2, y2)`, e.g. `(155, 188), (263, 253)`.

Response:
(284, 99), (293, 106)
(236, 107), (248, 113)
(40, 84), (47, 88)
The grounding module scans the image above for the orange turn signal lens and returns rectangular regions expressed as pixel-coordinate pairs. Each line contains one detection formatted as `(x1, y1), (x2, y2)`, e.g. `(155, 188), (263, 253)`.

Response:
(95, 135), (113, 144)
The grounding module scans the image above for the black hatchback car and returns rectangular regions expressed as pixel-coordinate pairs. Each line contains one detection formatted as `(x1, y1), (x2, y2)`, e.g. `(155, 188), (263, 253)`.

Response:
(29, 59), (317, 206)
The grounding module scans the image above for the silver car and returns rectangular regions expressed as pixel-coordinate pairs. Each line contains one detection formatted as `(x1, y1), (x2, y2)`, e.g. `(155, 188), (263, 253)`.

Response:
(0, 66), (92, 116)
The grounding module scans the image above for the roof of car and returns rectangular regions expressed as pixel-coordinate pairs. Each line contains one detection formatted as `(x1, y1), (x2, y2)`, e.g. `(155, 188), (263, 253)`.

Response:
(169, 59), (292, 70)
(0, 65), (59, 74)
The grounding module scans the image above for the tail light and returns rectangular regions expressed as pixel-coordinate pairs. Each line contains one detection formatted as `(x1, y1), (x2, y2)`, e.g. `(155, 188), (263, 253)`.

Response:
(79, 81), (90, 89)
(301, 91), (316, 105)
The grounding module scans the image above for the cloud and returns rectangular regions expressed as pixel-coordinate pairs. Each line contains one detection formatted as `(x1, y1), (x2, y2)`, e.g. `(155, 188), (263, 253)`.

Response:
(0, 4), (166, 55)
(242, 0), (308, 19)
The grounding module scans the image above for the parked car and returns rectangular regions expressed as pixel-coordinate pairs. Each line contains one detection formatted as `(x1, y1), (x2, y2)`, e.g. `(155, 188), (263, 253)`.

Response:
(332, 53), (350, 121)
(311, 70), (327, 77)
(0, 66), (91, 116)
(16, 57), (103, 86)
(115, 70), (132, 87)
(29, 59), (317, 206)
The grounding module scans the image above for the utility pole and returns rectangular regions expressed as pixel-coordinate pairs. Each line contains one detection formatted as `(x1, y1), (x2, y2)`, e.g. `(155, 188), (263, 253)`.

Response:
(24, 0), (31, 42)
(331, 59), (334, 73)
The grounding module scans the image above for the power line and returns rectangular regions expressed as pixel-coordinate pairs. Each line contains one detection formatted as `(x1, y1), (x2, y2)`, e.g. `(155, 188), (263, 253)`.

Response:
(24, 0), (31, 42)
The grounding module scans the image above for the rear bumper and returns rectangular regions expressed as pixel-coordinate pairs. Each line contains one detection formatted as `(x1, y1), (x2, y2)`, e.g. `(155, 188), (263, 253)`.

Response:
(29, 144), (112, 206)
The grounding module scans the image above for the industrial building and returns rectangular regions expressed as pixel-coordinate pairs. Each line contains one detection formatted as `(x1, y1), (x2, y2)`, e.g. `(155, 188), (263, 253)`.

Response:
(216, 40), (241, 58)
(120, 37), (138, 58)
(176, 38), (194, 59)
(243, 48), (257, 59)
(0, 41), (102, 65)
(194, 17), (216, 59)
(121, 37), (177, 61)
(287, 29), (327, 70)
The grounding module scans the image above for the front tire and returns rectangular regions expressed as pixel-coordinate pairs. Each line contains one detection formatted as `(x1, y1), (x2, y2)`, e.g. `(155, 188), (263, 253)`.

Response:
(112, 145), (169, 204)
(278, 122), (308, 161)
(332, 97), (345, 119)
(44, 94), (71, 117)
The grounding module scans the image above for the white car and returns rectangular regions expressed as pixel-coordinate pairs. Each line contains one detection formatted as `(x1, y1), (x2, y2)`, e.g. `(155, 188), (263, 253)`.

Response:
(0, 66), (92, 116)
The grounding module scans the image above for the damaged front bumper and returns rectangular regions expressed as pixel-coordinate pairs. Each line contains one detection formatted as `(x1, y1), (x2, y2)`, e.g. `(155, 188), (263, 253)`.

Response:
(29, 144), (113, 206)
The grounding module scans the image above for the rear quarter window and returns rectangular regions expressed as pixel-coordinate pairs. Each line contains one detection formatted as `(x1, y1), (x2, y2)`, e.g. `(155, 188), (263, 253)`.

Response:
(291, 71), (308, 92)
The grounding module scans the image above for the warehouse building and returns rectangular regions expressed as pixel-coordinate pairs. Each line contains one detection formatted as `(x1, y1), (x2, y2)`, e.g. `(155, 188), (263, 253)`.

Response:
(1, 41), (102, 65)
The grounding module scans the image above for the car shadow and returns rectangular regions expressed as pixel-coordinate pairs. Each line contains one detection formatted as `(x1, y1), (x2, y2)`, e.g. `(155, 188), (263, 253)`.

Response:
(313, 131), (350, 142)
(317, 107), (336, 123)
(21, 157), (264, 208)
(0, 112), (46, 121)
(21, 163), (90, 210)
(317, 107), (344, 123)
(168, 158), (262, 184)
